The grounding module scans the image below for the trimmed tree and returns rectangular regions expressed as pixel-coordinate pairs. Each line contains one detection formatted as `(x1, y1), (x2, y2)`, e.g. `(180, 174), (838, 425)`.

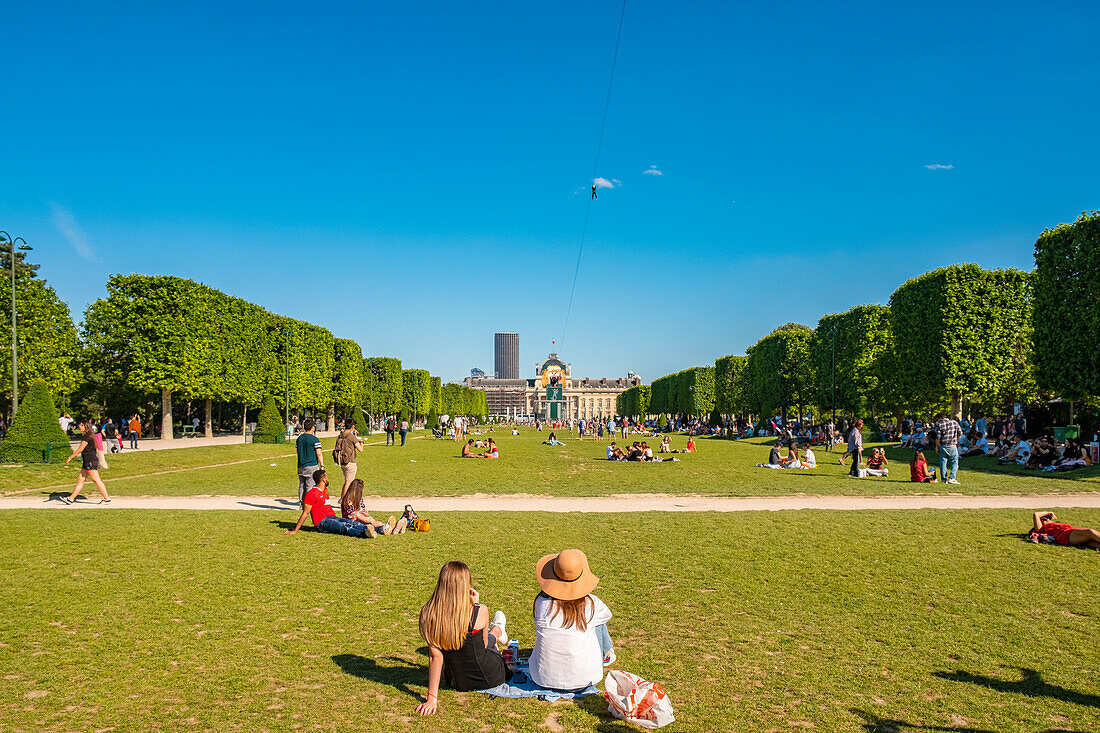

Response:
(888, 264), (1031, 417)
(809, 305), (891, 419)
(331, 339), (363, 430)
(744, 324), (815, 422)
(1033, 211), (1100, 402)
(253, 395), (285, 444)
(0, 380), (71, 463)
(714, 354), (748, 418)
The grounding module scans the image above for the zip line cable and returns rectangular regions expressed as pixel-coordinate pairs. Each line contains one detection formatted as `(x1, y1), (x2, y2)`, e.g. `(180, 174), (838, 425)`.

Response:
(559, 0), (627, 352)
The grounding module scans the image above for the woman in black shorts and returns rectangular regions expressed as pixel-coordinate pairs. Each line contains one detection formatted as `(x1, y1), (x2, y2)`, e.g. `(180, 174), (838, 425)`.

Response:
(62, 420), (112, 504)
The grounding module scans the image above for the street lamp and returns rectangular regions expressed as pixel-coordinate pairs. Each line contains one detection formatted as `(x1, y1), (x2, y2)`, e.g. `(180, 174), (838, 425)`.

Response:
(0, 232), (32, 416)
(830, 327), (838, 427)
(281, 327), (294, 427)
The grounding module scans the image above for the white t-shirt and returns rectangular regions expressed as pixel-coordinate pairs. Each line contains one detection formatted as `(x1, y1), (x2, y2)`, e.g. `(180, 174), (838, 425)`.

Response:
(803, 449), (816, 467)
(59, 416), (72, 432)
(528, 594), (612, 691)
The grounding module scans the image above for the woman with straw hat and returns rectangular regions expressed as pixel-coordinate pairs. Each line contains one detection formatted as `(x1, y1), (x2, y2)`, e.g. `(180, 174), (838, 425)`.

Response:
(528, 549), (616, 691)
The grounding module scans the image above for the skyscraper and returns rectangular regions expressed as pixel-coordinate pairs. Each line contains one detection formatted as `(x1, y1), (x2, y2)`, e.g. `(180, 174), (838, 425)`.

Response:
(494, 332), (519, 379)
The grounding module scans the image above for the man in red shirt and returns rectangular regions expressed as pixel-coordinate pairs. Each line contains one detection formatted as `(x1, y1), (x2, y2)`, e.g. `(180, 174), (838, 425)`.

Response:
(285, 469), (374, 538)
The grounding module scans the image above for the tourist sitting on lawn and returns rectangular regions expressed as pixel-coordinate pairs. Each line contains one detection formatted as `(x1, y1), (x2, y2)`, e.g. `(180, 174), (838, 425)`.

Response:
(909, 450), (935, 483)
(998, 436), (1032, 465)
(544, 432), (565, 446)
(529, 549), (615, 691)
(340, 479), (404, 536)
(961, 433), (991, 458)
(1050, 438), (1089, 471)
(606, 442), (626, 460)
(779, 444), (801, 468)
(415, 561), (510, 716)
(641, 442), (654, 461)
(756, 442), (785, 469)
(1028, 512), (1100, 549)
(659, 435), (671, 453)
(686, 437), (696, 453)
(1024, 436), (1058, 470)
(864, 447), (889, 476)
(480, 438), (499, 458)
(461, 440), (476, 458)
(286, 470), (376, 538)
(801, 446), (817, 467)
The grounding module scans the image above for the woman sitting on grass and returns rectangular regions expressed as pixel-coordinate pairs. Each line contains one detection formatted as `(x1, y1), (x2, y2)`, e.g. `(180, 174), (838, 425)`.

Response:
(659, 435), (671, 453)
(416, 561), (510, 716)
(801, 446), (816, 468)
(544, 432), (565, 446)
(529, 549), (615, 691)
(865, 448), (889, 476)
(686, 437), (696, 453)
(480, 438), (499, 458)
(340, 479), (404, 536)
(1028, 512), (1100, 549)
(779, 444), (801, 469)
(909, 450), (935, 483)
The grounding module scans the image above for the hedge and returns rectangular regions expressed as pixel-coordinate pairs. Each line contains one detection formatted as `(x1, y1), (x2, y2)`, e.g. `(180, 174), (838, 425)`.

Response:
(0, 380), (72, 463)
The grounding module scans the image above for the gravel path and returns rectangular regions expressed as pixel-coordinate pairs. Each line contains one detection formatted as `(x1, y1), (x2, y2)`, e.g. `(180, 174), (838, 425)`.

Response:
(5, 493), (1100, 512)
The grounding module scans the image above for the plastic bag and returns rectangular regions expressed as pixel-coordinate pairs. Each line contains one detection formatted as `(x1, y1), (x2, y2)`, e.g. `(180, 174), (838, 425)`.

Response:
(603, 670), (675, 729)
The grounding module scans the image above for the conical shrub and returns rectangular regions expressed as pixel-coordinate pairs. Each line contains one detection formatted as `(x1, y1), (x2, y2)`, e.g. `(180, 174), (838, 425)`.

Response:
(1, 380), (72, 463)
(253, 396), (285, 444)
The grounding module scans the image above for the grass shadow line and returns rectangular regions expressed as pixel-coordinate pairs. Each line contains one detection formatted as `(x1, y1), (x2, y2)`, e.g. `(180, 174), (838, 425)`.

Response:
(849, 707), (996, 732)
(934, 668), (1099, 709)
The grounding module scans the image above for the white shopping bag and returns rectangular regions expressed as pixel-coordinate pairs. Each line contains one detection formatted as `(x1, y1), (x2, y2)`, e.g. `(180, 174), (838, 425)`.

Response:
(603, 670), (675, 729)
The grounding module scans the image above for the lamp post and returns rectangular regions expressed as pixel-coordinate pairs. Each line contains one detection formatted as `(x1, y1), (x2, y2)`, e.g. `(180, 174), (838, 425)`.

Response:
(830, 327), (838, 427)
(281, 327), (294, 428)
(0, 232), (32, 416)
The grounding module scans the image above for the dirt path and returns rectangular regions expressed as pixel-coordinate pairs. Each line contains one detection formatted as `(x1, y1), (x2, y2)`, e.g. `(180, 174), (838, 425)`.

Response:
(5, 493), (1100, 512)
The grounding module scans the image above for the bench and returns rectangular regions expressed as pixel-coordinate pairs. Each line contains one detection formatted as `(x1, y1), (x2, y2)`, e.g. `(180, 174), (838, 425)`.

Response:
(180, 425), (198, 438)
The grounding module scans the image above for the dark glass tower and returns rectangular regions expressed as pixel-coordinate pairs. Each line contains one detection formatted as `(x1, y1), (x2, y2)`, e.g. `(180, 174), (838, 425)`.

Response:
(494, 332), (519, 379)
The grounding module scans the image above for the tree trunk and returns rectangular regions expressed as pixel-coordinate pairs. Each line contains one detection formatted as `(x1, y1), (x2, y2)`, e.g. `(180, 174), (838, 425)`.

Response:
(327, 403), (335, 432)
(204, 398), (213, 438)
(161, 388), (174, 440)
(950, 392), (963, 420)
(241, 406), (248, 436)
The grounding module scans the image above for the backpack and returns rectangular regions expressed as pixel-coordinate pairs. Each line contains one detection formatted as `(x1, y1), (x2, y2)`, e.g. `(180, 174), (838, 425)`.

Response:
(332, 432), (358, 465)
(403, 504), (429, 532)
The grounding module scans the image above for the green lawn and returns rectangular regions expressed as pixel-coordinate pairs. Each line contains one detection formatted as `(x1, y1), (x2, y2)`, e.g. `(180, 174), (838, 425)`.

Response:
(3, 429), (1098, 498)
(0, 509), (1096, 732)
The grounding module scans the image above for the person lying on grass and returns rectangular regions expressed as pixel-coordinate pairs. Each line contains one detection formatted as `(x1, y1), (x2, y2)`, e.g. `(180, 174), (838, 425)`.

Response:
(910, 450), (936, 482)
(1028, 512), (1100, 549)
(416, 561), (510, 716)
(480, 438), (499, 458)
(340, 478), (405, 536)
(285, 470), (381, 538)
(543, 432), (565, 446)
(529, 549), (616, 691)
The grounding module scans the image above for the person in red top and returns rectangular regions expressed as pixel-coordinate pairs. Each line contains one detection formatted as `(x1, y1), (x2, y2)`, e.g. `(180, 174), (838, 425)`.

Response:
(1029, 512), (1100, 549)
(285, 469), (375, 538)
(909, 450), (936, 483)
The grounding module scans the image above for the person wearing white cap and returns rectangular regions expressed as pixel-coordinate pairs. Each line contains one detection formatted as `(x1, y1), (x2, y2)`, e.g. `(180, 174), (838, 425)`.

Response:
(528, 549), (616, 691)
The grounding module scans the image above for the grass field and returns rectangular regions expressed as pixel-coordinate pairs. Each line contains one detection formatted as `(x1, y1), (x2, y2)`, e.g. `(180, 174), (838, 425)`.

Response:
(1, 509), (1096, 732)
(3, 429), (1098, 498)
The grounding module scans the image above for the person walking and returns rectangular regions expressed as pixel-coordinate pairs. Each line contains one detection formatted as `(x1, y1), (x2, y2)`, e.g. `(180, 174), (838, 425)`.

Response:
(400, 417), (409, 446)
(847, 419), (864, 478)
(933, 412), (962, 485)
(92, 421), (109, 470)
(295, 418), (324, 507)
(62, 420), (112, 504)
(385, 416), (396, 446)
(335, 418), (364, 501)
(127, 414), (141, 449)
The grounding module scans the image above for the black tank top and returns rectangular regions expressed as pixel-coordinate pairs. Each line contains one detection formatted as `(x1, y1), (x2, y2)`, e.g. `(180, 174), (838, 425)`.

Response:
(441, 604), (509, 691)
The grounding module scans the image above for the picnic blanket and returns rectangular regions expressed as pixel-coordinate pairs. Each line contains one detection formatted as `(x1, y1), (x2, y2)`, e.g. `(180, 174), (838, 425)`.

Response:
(478, 664), (600, 701)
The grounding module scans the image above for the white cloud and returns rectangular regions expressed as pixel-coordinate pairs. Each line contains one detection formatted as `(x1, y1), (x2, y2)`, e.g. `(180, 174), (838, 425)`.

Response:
(593, 177), (620, 189)
(643, 165), (663, 176)
(51, 204), (94, 260)
(924, 163), (954, 170)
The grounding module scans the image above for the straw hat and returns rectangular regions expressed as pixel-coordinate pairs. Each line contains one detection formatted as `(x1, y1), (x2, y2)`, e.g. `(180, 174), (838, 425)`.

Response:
(536, 549), (599, 601)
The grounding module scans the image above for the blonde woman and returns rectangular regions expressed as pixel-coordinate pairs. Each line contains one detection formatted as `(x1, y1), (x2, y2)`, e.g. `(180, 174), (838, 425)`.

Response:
(416, 562), (510, 716)
(62, 420), (112, 504)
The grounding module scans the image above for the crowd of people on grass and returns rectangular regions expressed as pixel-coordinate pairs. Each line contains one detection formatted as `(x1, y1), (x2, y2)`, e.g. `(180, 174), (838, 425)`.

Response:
(461, 438), (499, 458)
(605, 436), (694, 461)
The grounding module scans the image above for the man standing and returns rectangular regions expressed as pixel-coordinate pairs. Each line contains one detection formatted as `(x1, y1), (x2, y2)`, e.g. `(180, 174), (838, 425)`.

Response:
(335, 418), (364, 500)
(385, 415), (396, 446)
(847, 419), (864, 477)
(400, 417), (409, 446)
(933, 412), (962, 485)
(128, 414), (141, 449)
(974, 414), (988, 440)
(59, 413), (74, 434)
(295, 418), (324, 506)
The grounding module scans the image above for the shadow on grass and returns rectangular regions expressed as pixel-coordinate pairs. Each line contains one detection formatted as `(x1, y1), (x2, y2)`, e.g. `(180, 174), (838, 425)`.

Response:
(332, 654), (425, 700)
(934, 668), (1099, 708)
(570, 691), (627, 731)
(269, 519), (311, 532)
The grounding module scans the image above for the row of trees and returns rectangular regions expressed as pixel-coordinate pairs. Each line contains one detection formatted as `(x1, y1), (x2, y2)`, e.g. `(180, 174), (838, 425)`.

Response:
(2, 272), (486, 439)
(628, 212), (1099, 425)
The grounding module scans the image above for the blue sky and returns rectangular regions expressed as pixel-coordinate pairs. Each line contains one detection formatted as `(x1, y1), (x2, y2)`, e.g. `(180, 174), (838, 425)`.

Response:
(3, 1), (1098, 383)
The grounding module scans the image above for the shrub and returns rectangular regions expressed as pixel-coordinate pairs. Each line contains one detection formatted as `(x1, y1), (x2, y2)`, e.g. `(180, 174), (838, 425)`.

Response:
(1, 380), (71, 463)
(426, 408), (439, 430)
(253, 396), (285, 444)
